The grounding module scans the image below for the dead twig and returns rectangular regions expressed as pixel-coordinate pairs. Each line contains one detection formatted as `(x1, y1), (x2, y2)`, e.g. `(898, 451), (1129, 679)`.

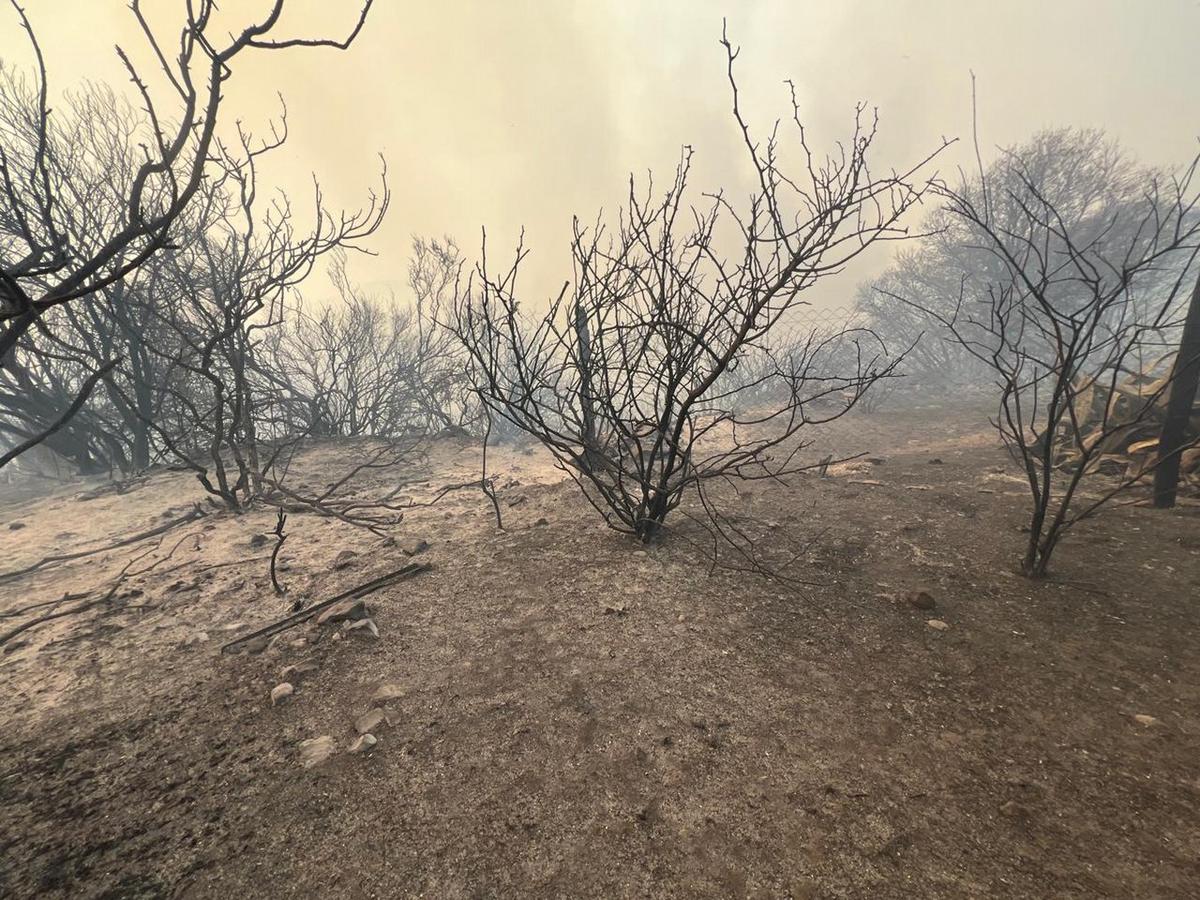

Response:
(269, 506), (288, 595)
(481, 407), (504, 530)
(220, 561), (430, 653)
(0, 559), (134, 647)
(0, 504), (207, 584)
(0, 590), (90, 620)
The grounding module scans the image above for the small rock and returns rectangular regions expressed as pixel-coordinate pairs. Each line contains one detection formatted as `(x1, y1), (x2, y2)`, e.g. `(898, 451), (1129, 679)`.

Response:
(332, 549), (359, 570)
(999, 800), (1028, 819)
(905, 590), (937, 611)
(271, 682), (295, 705)
(349, 733), (377, 754)
(248, 533), (269, 548)
(372, 683), (404, 706)
(8, 521), (25, 530)
(343, 618), (379, 638)
(926, 619), (950, 631)
(316, 599), (368, 626)
(243, 636), (271, 655)
(298, 735), (336, 768)
(602, 600), (628, 616)
(866, 457), (887, 465)
(409, 539), (431, 555)
(929, 458), (944, 465)
(534, 517), (549, 527)
(1133, 714), (1160, 727)
(280, 660), (320, 682)
(355, 709), (388, 735)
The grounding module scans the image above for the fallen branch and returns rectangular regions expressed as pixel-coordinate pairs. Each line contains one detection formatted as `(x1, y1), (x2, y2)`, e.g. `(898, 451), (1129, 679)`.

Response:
(125, 529), (207, 578)
(220, 561), (431, 653)
(0, 504), (208, 584)
(0, 590), (90, 620)
(262, 476), (401, 536)
(0, 560), (134, 647)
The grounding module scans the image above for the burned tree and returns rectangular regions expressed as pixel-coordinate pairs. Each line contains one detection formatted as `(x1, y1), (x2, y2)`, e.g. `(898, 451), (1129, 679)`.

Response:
(267, 261), (415, 439)
(1153, 268), (1200, 508)
(879, 129), (1200, 576)
(0, 83), (186, 473)
(859, 129), (1185, 393)
(0, 0), (376, 469)
(453, 29), (946, 547)
(131, 117), (388, 511)
(263, 239), (468, 440)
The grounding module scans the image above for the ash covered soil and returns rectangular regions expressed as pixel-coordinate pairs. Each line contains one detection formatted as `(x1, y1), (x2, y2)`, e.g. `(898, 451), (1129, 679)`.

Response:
(2, 403), (1199, 899)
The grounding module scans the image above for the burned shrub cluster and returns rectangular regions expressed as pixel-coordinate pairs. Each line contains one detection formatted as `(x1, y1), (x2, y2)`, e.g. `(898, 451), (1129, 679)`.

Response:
(0, 2), (480, 520)
(3, 5), (1198, 583)
(868, 127), (1200, 575)
(451, 30), (945, 553)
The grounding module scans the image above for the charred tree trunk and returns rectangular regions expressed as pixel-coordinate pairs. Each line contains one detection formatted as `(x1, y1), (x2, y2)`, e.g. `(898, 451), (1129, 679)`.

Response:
(575, 300), (599, 473)
(1154, 271), (1200, 508)
(131, 374), (153, 469)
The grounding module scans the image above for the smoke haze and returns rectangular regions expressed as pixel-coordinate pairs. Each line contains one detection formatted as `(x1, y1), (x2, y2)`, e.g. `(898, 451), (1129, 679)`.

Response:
(5, 0), (1198, 303)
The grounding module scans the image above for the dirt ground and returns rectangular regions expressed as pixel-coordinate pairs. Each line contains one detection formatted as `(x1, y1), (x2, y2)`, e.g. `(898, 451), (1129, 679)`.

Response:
(2, 402), (1199, 899)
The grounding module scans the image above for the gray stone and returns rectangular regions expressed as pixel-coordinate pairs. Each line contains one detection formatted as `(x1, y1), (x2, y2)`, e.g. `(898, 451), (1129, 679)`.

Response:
(372, 683), (404, 705)
(332, 549), (359, 570)
(343, 618), (379, 638)
(298, 735), (336, 768)
(355, 709), (388, 734)
(349, 733), (377, 754)
(316, 599), (368, 626)
(906, 590), (937, 611)
(271, 682), (295, 705)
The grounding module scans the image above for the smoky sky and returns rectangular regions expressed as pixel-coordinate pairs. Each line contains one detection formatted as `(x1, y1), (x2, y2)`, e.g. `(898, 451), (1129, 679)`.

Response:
(4, 0), (1199, 306)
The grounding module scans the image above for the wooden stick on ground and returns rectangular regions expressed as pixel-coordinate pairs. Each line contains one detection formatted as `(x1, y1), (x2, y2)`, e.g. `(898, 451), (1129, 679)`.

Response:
(0, 560), (134, 647)
(0, 504), (208, 584)
(220, 561), (430, 653)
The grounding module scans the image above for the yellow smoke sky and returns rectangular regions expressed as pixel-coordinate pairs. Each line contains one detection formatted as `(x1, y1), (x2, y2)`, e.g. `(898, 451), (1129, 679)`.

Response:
(4, 0), (1199, 308)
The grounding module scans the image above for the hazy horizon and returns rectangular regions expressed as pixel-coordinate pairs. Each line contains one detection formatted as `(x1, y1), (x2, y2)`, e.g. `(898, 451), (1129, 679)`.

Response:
(4, 0), (1199, 306)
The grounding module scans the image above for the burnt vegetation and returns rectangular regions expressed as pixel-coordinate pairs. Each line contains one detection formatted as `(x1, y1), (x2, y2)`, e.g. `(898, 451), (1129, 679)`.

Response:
(1, 5), (1198, 582)
(4, 6), (1200, 900)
